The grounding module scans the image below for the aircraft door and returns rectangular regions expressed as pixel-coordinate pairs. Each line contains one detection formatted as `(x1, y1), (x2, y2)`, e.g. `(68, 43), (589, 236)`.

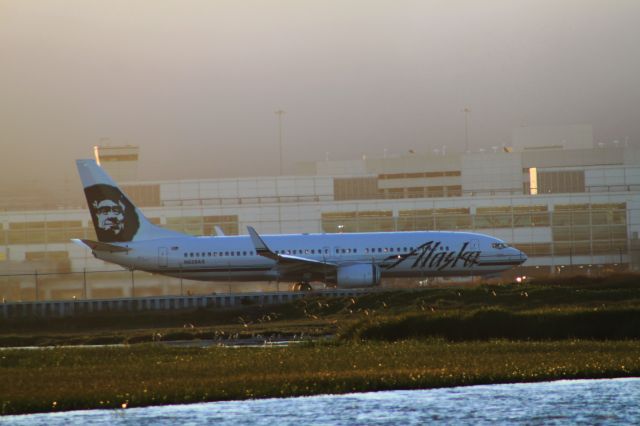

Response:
(333, 246), (343, 261)
(321, 246), (331, 281)
(158, 247), (168, 268)
(469, 239), (480, 273)
(322, 246), (331, 261)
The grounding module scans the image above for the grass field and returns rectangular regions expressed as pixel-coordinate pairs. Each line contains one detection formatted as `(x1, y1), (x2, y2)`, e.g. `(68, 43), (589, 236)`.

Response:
(1, 273), (640, 347)
(2, 340), (640, 415)
(1, 273), (639, 415)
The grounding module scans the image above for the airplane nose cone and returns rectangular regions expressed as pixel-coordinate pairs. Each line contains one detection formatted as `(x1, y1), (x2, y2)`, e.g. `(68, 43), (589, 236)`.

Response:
(518, 250), (528, 264)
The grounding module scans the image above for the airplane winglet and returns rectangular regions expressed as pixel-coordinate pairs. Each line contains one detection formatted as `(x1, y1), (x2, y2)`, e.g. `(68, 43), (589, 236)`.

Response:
(247, 226), (279, 260)
(214, 225), (225, 236)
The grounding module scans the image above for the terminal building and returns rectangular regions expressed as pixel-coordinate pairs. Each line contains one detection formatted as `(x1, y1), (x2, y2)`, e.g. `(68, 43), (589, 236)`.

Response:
(1, 125), (639, 301)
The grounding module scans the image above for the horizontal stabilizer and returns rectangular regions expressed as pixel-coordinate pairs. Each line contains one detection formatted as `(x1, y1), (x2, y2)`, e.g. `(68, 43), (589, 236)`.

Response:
(71, 238), (130, 253)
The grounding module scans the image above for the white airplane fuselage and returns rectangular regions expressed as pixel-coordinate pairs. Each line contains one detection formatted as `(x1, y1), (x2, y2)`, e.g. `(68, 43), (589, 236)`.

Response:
(95, 230), (526, 285)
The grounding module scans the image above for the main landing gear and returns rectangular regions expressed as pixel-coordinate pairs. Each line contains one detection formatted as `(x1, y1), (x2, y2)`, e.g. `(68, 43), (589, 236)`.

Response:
(291, 282), (313, 292)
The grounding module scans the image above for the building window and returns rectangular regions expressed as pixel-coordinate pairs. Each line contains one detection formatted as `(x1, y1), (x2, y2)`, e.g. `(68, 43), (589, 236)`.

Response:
(537, 170), (585, 194)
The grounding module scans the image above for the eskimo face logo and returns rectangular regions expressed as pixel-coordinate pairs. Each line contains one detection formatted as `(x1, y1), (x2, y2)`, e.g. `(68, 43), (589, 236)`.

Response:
(94, 199), (125, 235)
(85, 184), (139, 242)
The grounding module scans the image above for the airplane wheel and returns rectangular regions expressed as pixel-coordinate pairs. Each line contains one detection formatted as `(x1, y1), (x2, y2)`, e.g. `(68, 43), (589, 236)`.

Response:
(291, 282), (312, 292)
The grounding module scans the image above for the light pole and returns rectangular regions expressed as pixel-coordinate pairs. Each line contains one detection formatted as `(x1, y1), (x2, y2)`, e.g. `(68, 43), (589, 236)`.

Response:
(275, 110), (285, 175)
(463, 107), (471, 152)
(619, 247), (623, 267)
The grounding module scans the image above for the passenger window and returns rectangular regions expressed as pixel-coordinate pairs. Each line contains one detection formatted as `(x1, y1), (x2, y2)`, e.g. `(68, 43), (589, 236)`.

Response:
(390, 248), (394, 252)
(184, 253), (188, 258)
(243, 251), (247, 256)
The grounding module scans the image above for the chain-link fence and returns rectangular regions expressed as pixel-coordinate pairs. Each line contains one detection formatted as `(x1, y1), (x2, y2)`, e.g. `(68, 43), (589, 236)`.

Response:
(0, 269), (289, 303)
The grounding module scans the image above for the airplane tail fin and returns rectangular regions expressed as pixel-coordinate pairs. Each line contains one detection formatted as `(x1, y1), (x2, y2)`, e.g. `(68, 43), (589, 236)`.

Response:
(76, 159), (184, 243)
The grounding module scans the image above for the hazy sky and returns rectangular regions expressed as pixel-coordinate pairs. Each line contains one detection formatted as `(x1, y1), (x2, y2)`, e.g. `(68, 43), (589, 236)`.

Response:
(1, 0), (639, 187)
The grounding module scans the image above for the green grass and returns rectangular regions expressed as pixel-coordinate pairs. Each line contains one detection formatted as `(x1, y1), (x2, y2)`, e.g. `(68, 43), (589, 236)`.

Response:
(1, 274), (640, 415)
(340, 307), (640, 341)
(1, 273), (640, 347)
(2, 340), (640, 415)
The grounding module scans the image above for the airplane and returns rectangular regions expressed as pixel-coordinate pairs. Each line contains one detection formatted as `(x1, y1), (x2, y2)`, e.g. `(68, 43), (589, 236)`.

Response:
(73, 159), (527, 290)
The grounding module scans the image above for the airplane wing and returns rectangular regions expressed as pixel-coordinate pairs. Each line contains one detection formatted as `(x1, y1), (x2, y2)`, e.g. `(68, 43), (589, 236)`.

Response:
(246, 226), (336, 277)
(71, 238), (131, 253)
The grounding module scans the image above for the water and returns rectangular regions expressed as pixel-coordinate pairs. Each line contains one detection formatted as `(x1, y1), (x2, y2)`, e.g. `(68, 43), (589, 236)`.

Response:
(3, 378), (639, 425)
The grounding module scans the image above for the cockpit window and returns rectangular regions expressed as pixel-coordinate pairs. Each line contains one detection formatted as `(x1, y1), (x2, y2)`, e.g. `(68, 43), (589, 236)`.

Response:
(491, 242), (510, 249)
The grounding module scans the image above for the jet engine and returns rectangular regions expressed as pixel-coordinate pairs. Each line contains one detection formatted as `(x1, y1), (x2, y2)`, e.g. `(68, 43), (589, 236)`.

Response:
(336, 263), (381, 288)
